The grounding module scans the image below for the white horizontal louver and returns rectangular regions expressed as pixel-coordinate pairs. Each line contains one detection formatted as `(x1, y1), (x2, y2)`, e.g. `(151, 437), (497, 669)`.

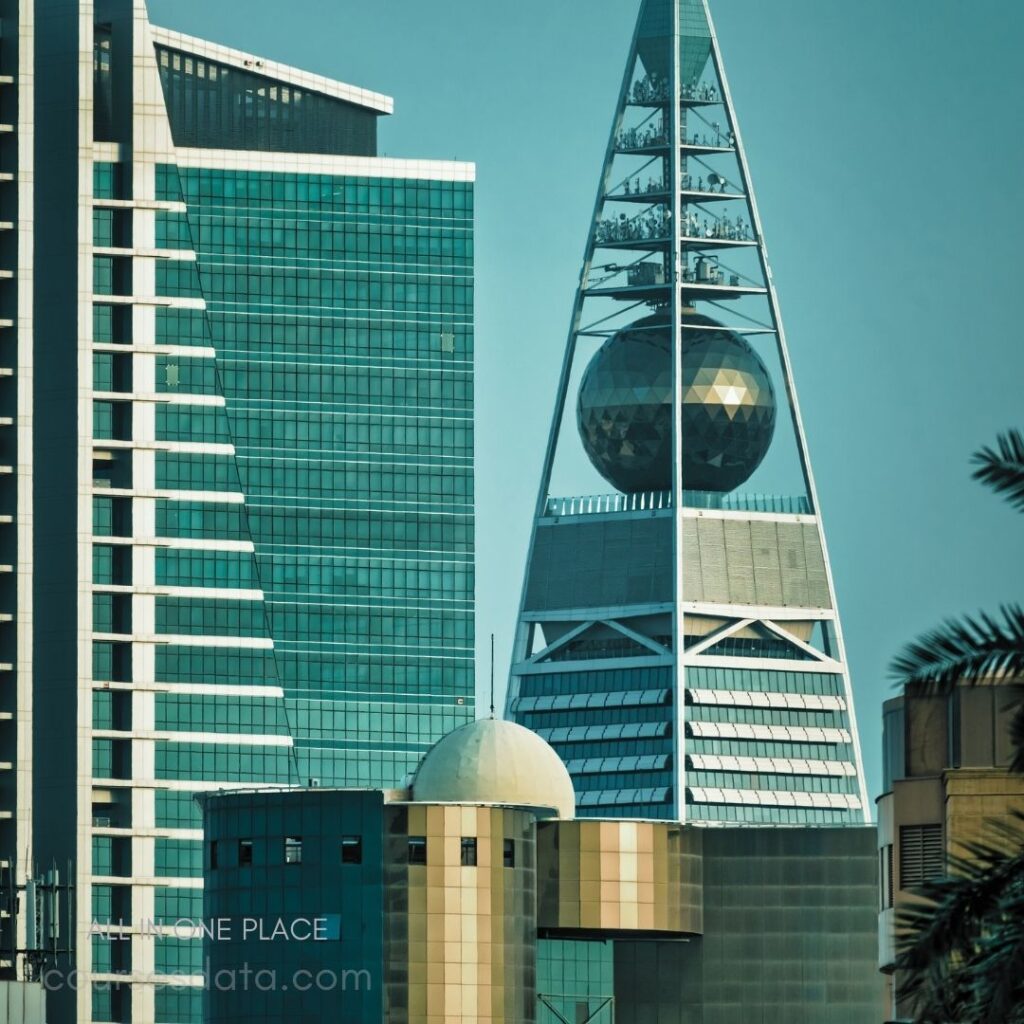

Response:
(687, 721), (850, 744)
(536, 721), (670, 743)
(687, 787), (861, 810)
(687, 688), (846, 712)
(899, 824), (944, 887)
(576, 787), (672, 807)
(514, 688), (670, 713)
(688, 753), (857, 777)
(563, 754), (670, 775)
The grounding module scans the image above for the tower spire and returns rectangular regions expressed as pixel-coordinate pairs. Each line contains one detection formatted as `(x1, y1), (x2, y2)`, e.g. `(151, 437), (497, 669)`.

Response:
(506, 0), (868, 826)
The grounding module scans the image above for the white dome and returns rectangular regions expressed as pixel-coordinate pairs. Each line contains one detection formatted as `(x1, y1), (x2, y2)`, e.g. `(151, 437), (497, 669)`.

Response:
(411, 718), (575, 818)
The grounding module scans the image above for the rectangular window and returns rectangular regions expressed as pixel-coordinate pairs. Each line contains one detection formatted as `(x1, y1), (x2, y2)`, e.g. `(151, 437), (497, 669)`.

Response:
(503, 838), (515, 868)
(209, 841), (218, 870)
(879, 844), (894, 909)
(341, 836), (362, 864)
(238, 839), (253, 866)
(284, 836), (302, 865)
(460, 837), (477, 867)
(899, 824), (943, 888)
(408, 836), (427, 865)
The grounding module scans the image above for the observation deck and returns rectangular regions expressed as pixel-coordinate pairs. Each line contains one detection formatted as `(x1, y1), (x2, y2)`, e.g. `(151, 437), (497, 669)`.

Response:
(681, 187), (745, 205)
(615, 138), (736, 157)
(626, 75), (723, 109)
(584, 260), (765, 303)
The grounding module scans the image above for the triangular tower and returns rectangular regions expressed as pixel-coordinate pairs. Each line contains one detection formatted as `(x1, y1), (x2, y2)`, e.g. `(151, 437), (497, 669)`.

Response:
(506, 0), (868, 824)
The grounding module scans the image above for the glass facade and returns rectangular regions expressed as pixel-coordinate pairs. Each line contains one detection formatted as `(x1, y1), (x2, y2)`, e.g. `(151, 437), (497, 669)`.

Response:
(155, 45), (381, 156)
(90, 153), (473, 1018)
(537, 940), (614, 1024)
(0, 0), (484, 1019)
(516, 667), (675, 819)
(152, 162), (476, 790)
(78, 18), (473, 1020)
(201, 790), (386, 1024)
(613, 827), (885, 1023)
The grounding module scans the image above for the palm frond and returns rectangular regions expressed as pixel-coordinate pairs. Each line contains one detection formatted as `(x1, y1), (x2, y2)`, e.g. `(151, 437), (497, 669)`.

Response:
(973, 429), (1024, 512)
(890, 604), (1024, 693)
(975, 923), (1024, 1024)
(896, 833), (1024, 970)
(1010, 701), (1024, 774)
(895, 815), (1024, 1021)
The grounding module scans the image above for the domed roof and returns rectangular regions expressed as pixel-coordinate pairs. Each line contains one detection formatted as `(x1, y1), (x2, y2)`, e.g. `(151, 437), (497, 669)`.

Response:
(411, 718), (575, 818)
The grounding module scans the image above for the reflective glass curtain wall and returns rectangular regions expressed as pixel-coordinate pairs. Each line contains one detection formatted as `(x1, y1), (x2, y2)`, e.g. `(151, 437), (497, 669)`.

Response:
(155, 163), (476, 789)
(69, 5), (474, 1021)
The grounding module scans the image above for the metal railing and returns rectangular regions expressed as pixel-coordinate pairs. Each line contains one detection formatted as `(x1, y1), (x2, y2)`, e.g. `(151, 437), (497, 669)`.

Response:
(544, 490), (811, 517)
(545, 490), (671, 517)
(685, 491), (811, 515)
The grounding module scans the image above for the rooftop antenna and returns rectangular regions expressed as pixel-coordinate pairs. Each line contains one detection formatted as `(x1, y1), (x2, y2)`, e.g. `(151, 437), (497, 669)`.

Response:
(489, 633), (495, 718)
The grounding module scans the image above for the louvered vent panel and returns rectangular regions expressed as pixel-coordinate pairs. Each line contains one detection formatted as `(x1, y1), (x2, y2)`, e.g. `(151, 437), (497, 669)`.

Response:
(899, 824), (944, 887)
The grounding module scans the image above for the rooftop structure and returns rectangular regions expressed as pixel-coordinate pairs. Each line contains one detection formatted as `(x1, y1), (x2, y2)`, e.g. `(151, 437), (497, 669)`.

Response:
(200, 721), (885, 1023)
(411, 718), (577, 819)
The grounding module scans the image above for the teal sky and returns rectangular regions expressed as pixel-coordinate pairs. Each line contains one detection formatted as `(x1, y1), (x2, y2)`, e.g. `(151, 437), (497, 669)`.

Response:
(148, 0), (1024, 808)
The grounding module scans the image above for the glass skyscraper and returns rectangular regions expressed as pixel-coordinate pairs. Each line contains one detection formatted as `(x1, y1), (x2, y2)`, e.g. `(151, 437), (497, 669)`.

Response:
(506, 0), (869, 825)
(3, 0), (474, 1020)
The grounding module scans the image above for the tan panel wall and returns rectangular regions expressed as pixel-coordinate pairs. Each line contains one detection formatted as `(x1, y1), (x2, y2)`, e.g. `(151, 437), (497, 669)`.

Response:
(905, 695), (947, 778)
(887, 769), (1024, 1020)
(682, 517), (831, 609)
(749, 519), (784, 606)
(384, 804), (537, 1024)
(944, 770), (1024, 852)
(536, 820), (703, 935)
(891, 776), (943, 905)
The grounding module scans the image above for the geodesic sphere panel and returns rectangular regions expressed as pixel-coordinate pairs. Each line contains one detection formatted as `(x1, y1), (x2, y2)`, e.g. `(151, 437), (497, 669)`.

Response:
(576, 314), (776, 493)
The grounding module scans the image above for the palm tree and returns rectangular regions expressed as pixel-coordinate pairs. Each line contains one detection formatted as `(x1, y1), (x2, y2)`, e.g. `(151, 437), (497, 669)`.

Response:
(890, 429), (1024, 1022)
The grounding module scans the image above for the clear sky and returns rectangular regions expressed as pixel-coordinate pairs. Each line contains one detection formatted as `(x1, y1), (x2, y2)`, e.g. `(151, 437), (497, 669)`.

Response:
(148, 0), (1024, 807)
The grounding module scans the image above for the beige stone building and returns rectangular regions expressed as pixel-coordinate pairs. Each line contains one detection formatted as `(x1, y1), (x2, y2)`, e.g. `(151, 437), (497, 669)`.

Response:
(877, 680), (1024, 1016)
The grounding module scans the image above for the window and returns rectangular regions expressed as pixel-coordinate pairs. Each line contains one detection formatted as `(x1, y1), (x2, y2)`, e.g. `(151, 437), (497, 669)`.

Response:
(879, 845), (893, 909)
(503, 838), (515, 868)
(284, 836), (303, 865)
(460, 837), (477, 867)
(341, 836), (362, 865)
(238, 839), (253, 866)
(900, 824), (943, 888)
(408, 836), (427, 865)
(209, 841), (218, 870)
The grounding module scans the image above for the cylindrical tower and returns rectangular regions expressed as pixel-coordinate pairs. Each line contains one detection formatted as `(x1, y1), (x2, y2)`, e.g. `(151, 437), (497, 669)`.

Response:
(383, 803), (538, 1024)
